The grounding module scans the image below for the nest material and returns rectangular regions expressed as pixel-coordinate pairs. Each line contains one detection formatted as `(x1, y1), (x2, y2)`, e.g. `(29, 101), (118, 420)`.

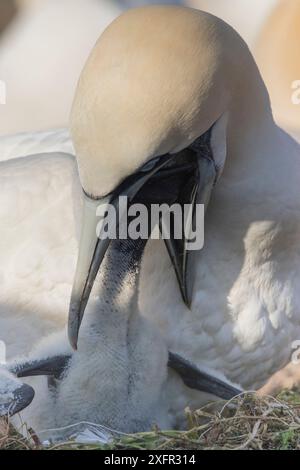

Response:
(0, 419), (35, 450)
(1, 391), (300, 450)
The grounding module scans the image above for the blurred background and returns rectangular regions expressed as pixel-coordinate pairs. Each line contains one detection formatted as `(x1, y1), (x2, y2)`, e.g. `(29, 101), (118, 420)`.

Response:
(0, 0), (298, 137)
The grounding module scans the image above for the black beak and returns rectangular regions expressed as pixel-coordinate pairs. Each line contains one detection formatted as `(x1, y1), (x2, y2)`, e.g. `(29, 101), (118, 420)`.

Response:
(168, 352), (242, 400)
(0, 373), (35, 418)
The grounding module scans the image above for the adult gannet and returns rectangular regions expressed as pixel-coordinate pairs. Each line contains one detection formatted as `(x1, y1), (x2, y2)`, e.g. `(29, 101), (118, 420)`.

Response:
(256, 0), (300, 132)
(69, 5), (300, 403)
(1, 5), (300, 436)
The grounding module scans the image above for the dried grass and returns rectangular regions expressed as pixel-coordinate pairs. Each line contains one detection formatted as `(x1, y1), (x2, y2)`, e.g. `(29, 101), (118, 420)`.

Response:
(1, 390), (300, 450)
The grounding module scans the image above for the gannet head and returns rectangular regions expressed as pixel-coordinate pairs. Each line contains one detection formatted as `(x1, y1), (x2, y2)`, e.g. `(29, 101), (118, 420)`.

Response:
(71, 6), (232, 198)
(69, 5), (271, 348)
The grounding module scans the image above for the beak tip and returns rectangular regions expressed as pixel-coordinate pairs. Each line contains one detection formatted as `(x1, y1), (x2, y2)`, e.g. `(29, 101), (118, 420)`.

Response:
(183, 292), (192, 310)
(68, 330), (78, 351)
(68, 299), (83, 350)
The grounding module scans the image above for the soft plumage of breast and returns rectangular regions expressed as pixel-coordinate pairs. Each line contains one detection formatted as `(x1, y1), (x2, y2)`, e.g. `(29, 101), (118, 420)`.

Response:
(140, 199), (300, 391)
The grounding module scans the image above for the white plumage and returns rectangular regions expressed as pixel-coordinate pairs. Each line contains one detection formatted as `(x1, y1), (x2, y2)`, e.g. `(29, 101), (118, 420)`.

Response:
(0, 151), (78, 358)
(0, 129), (73, 161)
(0, 6), (300, 437)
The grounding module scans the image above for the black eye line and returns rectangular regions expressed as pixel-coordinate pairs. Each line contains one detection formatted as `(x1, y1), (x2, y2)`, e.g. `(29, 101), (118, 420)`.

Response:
(82, 153), (172, 201)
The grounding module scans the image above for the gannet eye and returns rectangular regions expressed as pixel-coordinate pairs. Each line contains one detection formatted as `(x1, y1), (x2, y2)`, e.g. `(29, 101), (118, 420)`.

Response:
(140, 156), (161, 172)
